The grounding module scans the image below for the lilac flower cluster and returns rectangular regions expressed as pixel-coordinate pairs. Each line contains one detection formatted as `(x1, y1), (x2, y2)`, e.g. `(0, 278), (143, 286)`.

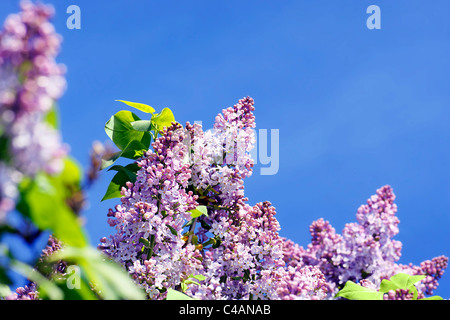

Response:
(0, 1), (67, 220)
(102, 97), (447, 300)
(101, 97), (334, 300)
(282, 185), (448, 298)
(100, 123), (202, 299)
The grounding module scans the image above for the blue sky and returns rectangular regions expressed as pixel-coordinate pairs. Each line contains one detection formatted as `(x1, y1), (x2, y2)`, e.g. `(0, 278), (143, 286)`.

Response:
(2, 0), (450, 297)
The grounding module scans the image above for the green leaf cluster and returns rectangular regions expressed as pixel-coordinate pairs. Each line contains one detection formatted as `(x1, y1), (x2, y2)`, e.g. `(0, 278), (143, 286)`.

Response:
(16, 158), (87, 248)
(101, 100), (176, 201)
(180, 274), (206, 292)
(335, 273), (443, 300)
(4, 156), (146, 300)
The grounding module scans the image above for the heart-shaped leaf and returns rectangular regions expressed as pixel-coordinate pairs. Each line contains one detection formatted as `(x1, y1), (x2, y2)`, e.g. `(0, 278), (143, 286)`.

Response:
(116, 100), (155, 114)
(335, 281), (384, 300)
(104, 110), (151, 151)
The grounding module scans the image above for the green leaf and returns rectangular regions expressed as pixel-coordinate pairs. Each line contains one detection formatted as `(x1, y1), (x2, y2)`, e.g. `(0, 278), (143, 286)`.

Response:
(101, 163), (139, 201)
(166, 288), (195, 300)
(44, 104), (59, 129)
(0, 284), (11, 298)
(379, 273), (426, 293)
(100, 151), (121, 170)
(119, 140), (148, 160)
(167, 224), (178, 236)
(139, 237), (150, 247)
(419, 296), (444, 300)
(100, 140), (147, 170)
(191, 274), (206, 282)
(16, 173), (87, 248)
(116, 100), (155, 114)
(108, 163), (140, 181)
(335, 281), (384, 300)
(51, 274), (98, 300)
(104, 110), (151, 151)
(151, 107), (175, 131)
(188, 205), (208, 218)
(379, 273), (426, 300)
(131, 120), (153, 132)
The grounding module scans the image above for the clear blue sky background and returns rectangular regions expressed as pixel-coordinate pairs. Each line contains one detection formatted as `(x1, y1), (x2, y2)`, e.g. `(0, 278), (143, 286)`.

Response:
(2, 0), (449, 298)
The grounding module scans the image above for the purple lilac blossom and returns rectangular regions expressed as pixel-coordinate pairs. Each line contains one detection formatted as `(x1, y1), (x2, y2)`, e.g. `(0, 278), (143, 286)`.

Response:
(102, 97), (447, 300)
(0, 1), (67, 222)
(102, 97), (332, 300)
(4, 282), (38, 300)
(0, 0), (67, 178)
(100, 123), (201, 299)
(282, 185), (448, 298)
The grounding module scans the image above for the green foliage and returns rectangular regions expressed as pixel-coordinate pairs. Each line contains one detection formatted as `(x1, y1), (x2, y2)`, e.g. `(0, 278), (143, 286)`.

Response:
(188, 205), (208, 219)
(100, 100), (176, 202)
(335, 280), (384, 300)
(180, 274), (206, 293)
(151, 107), (175, 132)
(16, 158), (87, 248)
(44, 105), (59, 129)
(115, 100), (155, 114)
(166, 288), (195, 300)
(101, 163), (139, 201)
(0, 97), (147, 301)
(0, 284), (11, 298)
(104, 110), (151, 151)
(336, 273), (443, 300)
(10, 259), (64, 300)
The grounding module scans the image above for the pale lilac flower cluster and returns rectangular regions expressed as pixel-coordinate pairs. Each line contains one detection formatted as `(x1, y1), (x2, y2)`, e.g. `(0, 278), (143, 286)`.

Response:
(282, 185), (448, 298)
(187, 97), (256, 208)
(100, 123), (202, 299)
(102, 98), (447, 300)
(187, 201), (287, 299)
(0, 0), (67, 171)
(0, 1), (67, 220)
(102, 97), (331, 300)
